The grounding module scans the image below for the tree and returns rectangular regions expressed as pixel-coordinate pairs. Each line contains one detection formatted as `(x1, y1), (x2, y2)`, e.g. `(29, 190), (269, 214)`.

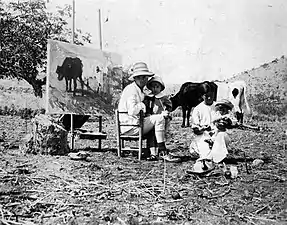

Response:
(0, 0), (92, 97)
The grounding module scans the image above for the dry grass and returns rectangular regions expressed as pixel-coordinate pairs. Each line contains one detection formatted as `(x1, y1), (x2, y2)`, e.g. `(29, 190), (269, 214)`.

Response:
(0, 115), (286, 225)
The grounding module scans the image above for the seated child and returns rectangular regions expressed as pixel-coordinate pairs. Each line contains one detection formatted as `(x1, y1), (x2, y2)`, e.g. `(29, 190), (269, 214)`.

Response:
(143, 75), (177, 161)
(206, 99), (238, 150)
(190, 98), (236, 164)
(144, 76), (172, 115)
(213, 99), (239, 131)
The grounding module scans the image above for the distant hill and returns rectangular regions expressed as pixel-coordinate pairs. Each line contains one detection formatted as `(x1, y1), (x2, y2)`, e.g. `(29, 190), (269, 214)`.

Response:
(226, 55), (287, 102)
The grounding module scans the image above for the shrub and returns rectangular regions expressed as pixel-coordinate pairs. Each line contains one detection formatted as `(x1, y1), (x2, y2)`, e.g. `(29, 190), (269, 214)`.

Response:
(0, 105), (45, 119)
(254, 102), (286, 117)
(262, 63), (269, 69)
(249, 92), (287, 119)
(272, 58), (279, 64)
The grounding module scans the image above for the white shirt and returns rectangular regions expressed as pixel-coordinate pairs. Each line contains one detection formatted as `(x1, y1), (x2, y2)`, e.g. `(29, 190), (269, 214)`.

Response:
(118, 82), (146, 131)
(192, 102), (216, 126)
(190, 102), (230, 163)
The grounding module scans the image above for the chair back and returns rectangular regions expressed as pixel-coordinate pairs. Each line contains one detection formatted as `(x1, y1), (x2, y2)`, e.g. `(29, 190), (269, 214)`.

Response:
(115, 110), (145, 160)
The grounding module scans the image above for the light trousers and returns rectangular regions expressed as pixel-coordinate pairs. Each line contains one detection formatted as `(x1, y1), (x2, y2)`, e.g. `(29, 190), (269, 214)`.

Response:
(122, 114), (166, 143)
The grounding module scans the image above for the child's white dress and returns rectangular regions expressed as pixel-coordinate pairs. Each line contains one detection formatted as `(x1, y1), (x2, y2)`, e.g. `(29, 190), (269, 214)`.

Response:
(189, 102), (232, 163)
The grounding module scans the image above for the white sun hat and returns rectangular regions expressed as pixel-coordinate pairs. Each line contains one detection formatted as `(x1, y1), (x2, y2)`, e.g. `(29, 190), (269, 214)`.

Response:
(128, 62), (154, 81)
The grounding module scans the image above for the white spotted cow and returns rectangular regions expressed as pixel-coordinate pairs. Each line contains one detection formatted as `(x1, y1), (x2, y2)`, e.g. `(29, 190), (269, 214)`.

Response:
(214, 80), (251, 124)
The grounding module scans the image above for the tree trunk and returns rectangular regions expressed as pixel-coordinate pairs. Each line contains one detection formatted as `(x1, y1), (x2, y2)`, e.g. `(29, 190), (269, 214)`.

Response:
(27, 77), (46, 98)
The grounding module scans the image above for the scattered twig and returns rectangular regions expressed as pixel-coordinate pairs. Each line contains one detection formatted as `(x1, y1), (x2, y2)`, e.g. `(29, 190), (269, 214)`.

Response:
(0, 219), (13, 225)
(207, 187), (231, 199)
(243, 151), (250, 174)
(0, 218), (35, 225)
(116, 216), (128, 225)
(138, 168), (155, 181)
(163, 159), (167, 194)
(0, 206), (5, 221)
(238, 124), (260, 131)
(255, 204), (269, 214)
(30, 201), (82, 207)
(243, 215), (279, 223)
(258, 172), (286, 182)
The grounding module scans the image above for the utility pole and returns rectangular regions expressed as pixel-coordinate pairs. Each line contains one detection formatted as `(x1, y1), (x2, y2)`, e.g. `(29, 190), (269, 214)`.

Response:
(98, 9), (103, 50)
(72, 0), (75, 44)
(70, 0), (75, 150)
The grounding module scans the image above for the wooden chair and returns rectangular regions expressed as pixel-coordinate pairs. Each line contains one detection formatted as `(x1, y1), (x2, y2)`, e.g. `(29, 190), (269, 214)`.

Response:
(115, 110), (148, 160)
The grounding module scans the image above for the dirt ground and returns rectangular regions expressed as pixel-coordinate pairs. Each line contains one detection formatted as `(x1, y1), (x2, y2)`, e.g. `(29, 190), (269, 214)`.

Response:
(0, 115), (286, 225)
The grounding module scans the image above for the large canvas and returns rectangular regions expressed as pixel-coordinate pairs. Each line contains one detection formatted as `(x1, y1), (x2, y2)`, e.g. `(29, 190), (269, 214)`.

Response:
(45, 39), (122, 115)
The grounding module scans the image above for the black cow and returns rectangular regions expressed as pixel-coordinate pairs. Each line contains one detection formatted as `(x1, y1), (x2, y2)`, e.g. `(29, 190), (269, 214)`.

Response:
(56, 57), (84, 96)
(170, 81), (217, 127)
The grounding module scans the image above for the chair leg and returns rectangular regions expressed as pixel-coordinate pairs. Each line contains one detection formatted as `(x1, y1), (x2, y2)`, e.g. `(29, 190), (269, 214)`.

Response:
(138, 137), (142, 160)
(98, 139), (101, 150)
(98, 116), (102, 150)
(117, 136), (121, 157)
(115, 110), (121, 157)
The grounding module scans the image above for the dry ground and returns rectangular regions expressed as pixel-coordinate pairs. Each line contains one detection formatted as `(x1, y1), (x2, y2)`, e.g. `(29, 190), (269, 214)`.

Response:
(0, 115), (286, 225)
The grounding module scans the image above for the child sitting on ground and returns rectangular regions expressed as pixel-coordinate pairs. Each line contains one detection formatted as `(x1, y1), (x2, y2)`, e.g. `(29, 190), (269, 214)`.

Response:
(213, 99), (238, 130)
(190, 97), (237, 165)
(204, 99), (239, 150)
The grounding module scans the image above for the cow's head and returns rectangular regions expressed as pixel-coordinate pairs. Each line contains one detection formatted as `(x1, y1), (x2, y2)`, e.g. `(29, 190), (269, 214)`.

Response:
(56, 66), (64, 81)
(201, 81), (217, 102)
(200, 82), (211, 94)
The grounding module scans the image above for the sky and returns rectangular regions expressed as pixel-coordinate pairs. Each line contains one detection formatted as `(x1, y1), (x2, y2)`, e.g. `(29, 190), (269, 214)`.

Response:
(45, 0), (287, 84)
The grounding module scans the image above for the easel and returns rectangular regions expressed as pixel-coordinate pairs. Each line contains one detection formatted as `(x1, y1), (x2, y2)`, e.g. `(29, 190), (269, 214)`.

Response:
(60, 114), (107, 151)
(70, 113), (75, 150)
(45, 1), (107, 151)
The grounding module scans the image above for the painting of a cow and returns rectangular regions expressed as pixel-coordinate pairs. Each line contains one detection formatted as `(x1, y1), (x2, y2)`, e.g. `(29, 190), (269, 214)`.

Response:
(56, 57), (84, 96)
(215, 80), (251, 124)
(170, 81), (217, 127)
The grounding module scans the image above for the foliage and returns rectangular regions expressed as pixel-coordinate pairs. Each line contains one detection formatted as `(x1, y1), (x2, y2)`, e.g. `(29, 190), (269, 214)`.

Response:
(271, 58), (279, 64)
(0, 105), (45, 119)
(108, 66), (132, 107)
(249, 93), (287, 118)
(0, 0), (92, 97)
